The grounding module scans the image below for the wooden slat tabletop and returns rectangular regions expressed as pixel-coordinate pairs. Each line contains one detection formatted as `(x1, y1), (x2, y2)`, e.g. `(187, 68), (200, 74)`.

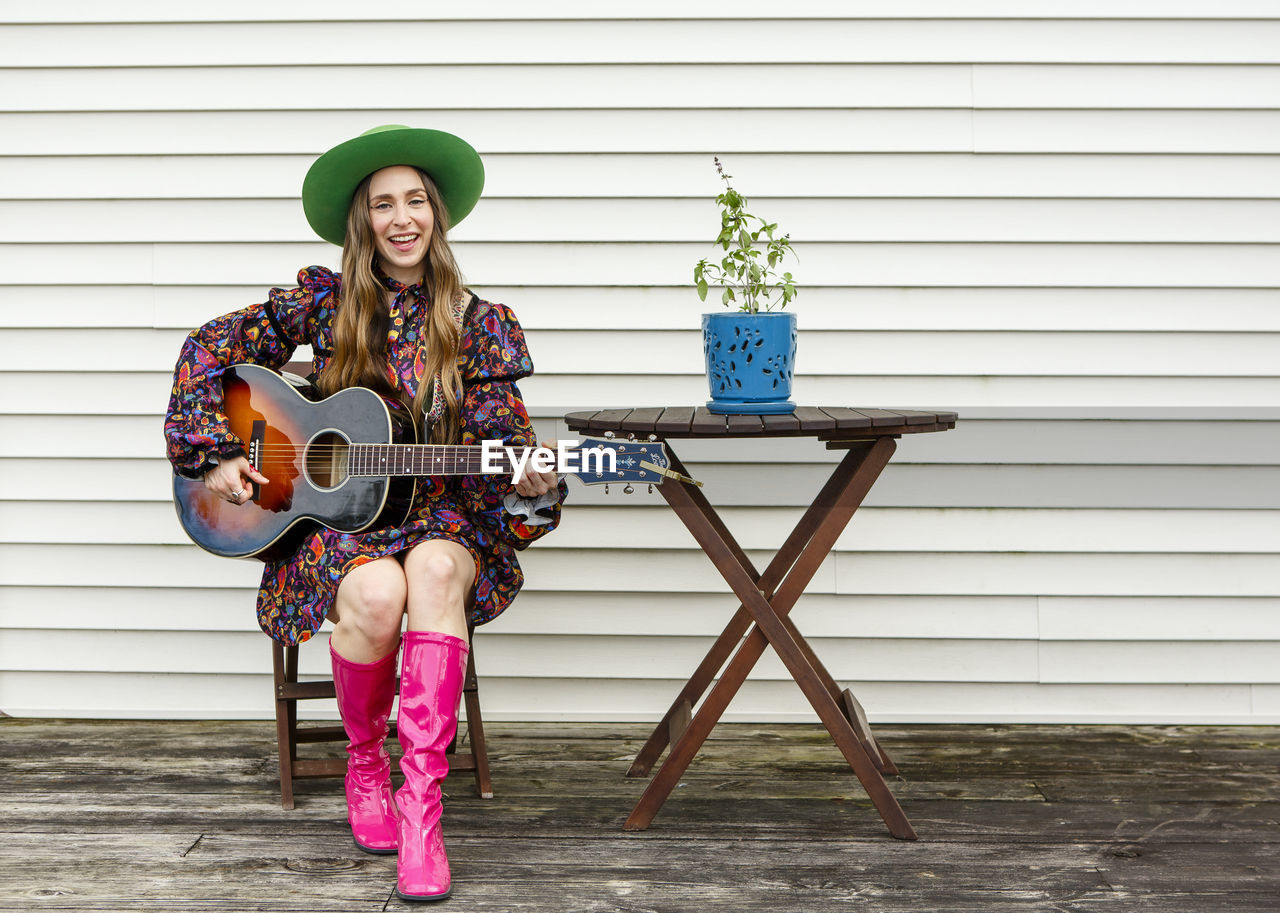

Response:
(759, 412), (803, 433)
(653, 406), (696, 435)
(565, 407), (956, 439)
(690, 409), (730, 435)
(725, 413), (765, 435)
(620, 407), (667, 428)
(791, 406), (839, 430)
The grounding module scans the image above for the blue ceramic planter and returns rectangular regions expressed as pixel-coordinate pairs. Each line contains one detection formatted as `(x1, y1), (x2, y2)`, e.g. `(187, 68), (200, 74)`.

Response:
(701, 311), (797, 414)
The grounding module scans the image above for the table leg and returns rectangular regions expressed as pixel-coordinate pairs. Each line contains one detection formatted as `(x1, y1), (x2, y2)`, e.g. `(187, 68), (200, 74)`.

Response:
(626, 437), (917, 839)
(771, 605), (899, 775)
(626, 445), (873, 778)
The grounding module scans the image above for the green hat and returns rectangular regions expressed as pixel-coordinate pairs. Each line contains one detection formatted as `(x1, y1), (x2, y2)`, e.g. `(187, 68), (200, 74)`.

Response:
(302, 125), (485, 246)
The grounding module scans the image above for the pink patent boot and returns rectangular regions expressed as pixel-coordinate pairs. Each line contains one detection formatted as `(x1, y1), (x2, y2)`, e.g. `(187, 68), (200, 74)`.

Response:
(329, 642), (400, 854)
(394, 630), (469, 902)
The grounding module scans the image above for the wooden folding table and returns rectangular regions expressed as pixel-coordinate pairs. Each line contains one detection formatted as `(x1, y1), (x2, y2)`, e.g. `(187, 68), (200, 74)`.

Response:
(564, 406), (957, 839)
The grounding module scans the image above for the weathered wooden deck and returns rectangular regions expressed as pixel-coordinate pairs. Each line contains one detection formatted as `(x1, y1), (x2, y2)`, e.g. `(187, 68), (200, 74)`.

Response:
(1, 719), (1277, 912)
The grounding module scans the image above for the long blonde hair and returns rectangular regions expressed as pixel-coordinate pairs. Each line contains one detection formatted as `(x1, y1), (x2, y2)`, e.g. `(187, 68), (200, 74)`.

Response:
(318, 167), (465, 444)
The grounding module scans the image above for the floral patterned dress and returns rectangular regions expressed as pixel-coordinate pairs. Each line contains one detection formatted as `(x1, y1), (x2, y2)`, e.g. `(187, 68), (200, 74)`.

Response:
(165, 265), (565, 645)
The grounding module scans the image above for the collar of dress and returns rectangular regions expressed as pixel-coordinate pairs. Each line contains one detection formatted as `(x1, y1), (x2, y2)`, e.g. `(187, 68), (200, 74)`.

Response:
(371, 265), (470, 429)
(374, 265), (425, 306)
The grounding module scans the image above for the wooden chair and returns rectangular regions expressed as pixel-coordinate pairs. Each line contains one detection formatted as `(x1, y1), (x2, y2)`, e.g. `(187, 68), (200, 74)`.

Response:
(271, 636), (493, 809)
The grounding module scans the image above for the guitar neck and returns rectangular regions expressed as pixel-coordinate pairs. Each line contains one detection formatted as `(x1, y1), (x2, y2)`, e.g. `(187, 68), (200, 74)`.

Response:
(348, 443), (547, 478)
(338, 437), (679, 488)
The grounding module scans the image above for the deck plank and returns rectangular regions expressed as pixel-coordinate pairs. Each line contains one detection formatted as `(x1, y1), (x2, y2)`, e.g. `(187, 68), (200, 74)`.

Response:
(1, 720), (1277, 911)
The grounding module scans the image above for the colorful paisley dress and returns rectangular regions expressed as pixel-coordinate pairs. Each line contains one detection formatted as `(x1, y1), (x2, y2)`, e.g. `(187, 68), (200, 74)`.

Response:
(165, 265), (565, 645)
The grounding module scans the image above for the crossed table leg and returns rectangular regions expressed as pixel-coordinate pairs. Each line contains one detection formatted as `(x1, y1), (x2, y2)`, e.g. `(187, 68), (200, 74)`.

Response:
(624, 436), (917, 839)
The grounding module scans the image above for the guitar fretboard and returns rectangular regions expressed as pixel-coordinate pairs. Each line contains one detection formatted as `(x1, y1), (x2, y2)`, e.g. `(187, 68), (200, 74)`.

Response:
(348, 444), (530, 478)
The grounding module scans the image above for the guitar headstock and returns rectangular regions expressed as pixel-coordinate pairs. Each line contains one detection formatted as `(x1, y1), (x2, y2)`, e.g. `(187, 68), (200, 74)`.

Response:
(570, 436), (672, 486)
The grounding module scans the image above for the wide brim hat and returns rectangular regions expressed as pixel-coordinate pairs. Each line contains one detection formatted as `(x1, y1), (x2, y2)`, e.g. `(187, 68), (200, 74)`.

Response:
(302, 125), (485, 246)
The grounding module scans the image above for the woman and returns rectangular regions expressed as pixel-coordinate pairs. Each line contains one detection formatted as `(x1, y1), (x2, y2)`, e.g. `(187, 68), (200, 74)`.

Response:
(164, 125), (565, 902)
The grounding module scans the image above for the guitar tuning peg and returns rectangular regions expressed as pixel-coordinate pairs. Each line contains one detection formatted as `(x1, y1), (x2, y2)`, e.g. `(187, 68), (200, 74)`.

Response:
(603, 431), (615, 440)
(604, 483), (609, 495)
(649, 434), (658, 442)
(623, 484), (634, 494)
(648, 484), (654, 494)
(627, 433), (637, 441)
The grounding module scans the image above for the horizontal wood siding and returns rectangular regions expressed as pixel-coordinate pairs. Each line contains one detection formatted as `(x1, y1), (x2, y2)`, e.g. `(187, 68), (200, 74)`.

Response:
(1, 5), (1277, 723)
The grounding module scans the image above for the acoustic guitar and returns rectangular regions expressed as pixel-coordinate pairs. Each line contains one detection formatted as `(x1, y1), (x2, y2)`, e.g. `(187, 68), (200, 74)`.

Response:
(172, 363), (681, 559)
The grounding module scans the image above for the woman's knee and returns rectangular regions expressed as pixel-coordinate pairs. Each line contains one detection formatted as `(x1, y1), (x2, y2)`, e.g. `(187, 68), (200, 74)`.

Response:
(336, 561), (407, 641)
(405, 542), (475, 602)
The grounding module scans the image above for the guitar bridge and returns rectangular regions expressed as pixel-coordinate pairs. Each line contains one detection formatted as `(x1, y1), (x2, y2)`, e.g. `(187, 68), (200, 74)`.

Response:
(248, 419), (266, 502)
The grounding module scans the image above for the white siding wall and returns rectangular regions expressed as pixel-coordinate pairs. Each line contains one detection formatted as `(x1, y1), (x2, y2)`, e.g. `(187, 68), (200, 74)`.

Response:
(1, 2), (1277, 723)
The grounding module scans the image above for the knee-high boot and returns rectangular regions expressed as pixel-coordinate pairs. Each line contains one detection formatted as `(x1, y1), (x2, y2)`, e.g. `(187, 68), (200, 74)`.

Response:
(394, 630), (469, 902)
(329, 642), (400, 854)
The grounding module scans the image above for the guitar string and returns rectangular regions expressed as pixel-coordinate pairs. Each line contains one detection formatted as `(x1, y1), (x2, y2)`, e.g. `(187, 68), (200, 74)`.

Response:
(240, 443), (603, 449)
(222, 443), (635, 475)
(239, 445), (609, 456)
(233, 444), (611, 465)
(239, 446), (592, 462)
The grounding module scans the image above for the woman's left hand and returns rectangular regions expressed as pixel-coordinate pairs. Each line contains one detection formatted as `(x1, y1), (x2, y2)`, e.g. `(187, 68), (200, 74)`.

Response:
(513, 439), (560, 498)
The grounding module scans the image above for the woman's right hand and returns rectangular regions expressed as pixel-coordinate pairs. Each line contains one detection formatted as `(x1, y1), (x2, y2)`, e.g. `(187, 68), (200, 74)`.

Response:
(203, 454), (270, 505)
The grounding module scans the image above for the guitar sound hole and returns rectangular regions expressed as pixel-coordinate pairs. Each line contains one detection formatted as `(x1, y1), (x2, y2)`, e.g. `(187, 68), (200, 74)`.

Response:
(305, 431), (350, 490)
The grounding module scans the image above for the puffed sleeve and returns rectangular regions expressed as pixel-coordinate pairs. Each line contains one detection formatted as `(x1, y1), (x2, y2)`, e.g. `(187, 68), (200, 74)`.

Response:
(456, 299), (567, 548)
(164, 265), (339, 478)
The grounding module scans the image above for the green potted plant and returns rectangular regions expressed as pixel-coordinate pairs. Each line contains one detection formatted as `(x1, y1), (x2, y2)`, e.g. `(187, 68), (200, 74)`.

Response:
(694, 157), (799, 414)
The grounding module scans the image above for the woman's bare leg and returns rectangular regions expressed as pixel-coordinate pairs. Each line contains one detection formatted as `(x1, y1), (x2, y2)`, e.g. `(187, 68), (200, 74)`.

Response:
(329, 556), (408, 662)
(403, 539), (474, 640)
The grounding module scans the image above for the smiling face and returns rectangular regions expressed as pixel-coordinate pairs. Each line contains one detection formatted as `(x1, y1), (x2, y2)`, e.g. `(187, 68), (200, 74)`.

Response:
(367, 165), (435, 286)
